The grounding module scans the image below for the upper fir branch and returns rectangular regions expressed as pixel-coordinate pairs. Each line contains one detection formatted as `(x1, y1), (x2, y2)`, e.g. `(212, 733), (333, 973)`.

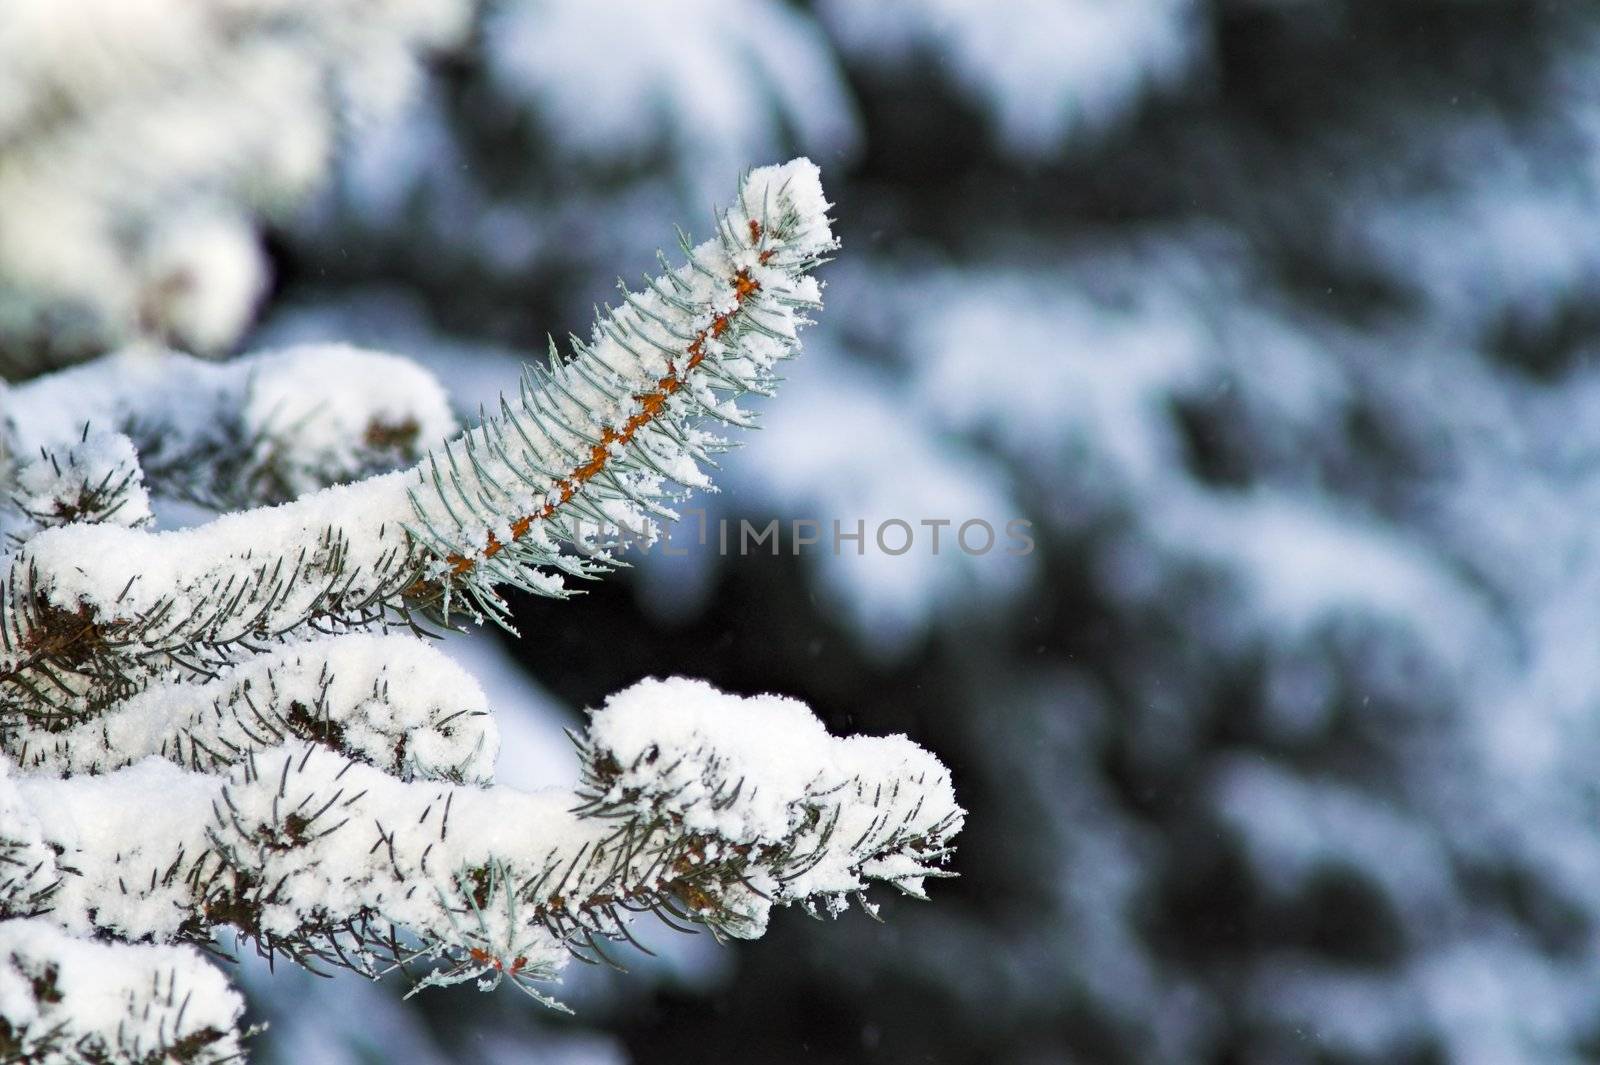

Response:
(0, 159), (836, 721)
(407, 157), (838, 622)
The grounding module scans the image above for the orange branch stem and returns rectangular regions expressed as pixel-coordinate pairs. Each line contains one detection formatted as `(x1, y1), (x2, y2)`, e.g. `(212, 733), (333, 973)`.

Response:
(444, 268), (761, 575)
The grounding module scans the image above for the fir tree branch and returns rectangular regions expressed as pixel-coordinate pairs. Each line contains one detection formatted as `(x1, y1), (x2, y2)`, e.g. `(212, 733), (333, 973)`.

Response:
(4, 343), (457, 511)
(0, 156), (968, 1043)
(3, 634), (496, 783)
(0, 159), (837, 721)
(0, 919), (247, 1064)
(10, 680), (960, 1007)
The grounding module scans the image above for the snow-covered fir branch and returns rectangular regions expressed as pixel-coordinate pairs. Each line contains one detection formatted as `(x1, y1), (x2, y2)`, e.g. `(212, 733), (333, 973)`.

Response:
(3, 343), (457, 511)
(5, 680), (960, 1010)
(0, 160), (835, 724)
(0, 158), (963, 1058)
(5, 633), (497, 783)
(0, 919), (247, 1064)
(0, 0), (474, 371)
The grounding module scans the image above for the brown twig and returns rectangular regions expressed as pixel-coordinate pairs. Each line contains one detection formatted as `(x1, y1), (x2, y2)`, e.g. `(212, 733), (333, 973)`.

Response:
(443, 268), (762, 576)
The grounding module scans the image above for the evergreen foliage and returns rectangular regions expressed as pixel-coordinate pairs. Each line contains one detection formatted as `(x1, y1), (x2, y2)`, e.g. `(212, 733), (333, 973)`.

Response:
(0, 161), (961, 1059)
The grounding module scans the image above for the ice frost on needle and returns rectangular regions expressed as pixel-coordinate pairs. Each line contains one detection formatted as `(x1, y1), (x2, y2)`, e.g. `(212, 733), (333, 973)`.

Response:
(403, 157), (840, 622)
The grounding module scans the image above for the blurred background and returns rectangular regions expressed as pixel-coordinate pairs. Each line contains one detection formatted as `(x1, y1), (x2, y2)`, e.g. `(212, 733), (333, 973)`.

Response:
(9, 1), (1600, 1062)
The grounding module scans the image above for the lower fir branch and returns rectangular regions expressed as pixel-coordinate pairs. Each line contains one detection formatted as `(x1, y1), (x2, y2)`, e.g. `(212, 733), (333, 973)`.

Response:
(7, 678), (960, 1010)
(4, 633), (497, 783)
(0, 918), (247, 1064)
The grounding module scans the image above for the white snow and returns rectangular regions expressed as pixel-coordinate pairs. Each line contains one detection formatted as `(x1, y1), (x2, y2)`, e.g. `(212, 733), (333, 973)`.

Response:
(817, 0), (1204, 155)
(0, 918), (244, 1062)
(588, 676), (963, 915)
(7, 430), (153, 538)
(0, 0), (473, 359)
(12, 633), (498, 782)
(18, 757), (219, 941)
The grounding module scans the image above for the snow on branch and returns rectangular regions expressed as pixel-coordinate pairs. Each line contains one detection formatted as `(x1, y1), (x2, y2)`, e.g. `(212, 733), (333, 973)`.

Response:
(5, 633), (497, 782)
(0, 160), (837, 722)
(10, 680), (960, 1009)
(5, 431), (153, 547)
(4, 343), (457, 509)
(0, 757), (56, 923)
(0, 159), (964, 1053)
(0, 919), (246, 1064)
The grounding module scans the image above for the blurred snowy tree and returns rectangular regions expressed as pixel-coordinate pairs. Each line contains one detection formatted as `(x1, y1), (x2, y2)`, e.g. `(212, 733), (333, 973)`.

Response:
(0, 0), (480, 372)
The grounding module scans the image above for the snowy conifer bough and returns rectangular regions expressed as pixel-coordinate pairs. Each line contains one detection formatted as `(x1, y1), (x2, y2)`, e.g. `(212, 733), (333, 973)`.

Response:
(0, 0), (476, 372)
(0, 160), (962, 1061)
